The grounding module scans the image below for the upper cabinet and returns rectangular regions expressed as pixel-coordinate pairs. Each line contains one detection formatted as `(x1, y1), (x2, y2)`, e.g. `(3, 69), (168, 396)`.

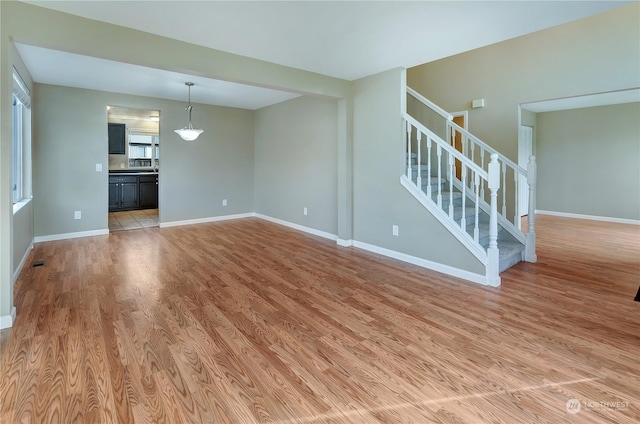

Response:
(108, 122), (126, 154)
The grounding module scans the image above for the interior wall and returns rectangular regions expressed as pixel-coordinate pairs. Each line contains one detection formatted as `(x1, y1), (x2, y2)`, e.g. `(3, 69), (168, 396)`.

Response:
(536, 102), (640, 220)
(10, 41), (34, 278)
(407, 3), (640, 162)
(33, 84), (255, 236)
(353, 68), (484, 274)
(254, 96), (338, 235)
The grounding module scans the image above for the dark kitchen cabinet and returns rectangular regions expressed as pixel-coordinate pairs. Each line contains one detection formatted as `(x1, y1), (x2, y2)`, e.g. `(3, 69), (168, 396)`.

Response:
(109, 176), (139, 211)
(108, 123), (126, 154)
(138, 175), (158, 209)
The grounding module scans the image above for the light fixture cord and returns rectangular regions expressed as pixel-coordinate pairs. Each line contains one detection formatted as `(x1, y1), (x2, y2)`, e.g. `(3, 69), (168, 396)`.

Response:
(186, 84), (194, 129)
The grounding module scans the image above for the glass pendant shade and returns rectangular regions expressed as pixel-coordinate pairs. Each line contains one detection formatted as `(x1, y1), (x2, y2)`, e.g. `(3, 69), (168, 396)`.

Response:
(175, 82), (203, 141)
(174, 126), (203, 141)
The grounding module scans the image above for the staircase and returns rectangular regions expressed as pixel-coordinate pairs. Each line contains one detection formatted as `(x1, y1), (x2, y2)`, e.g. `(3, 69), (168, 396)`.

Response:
(402, 87), (537, 286)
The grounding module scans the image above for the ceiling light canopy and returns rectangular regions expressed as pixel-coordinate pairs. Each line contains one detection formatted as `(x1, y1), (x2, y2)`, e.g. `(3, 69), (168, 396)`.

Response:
(175, 82), (203, 141)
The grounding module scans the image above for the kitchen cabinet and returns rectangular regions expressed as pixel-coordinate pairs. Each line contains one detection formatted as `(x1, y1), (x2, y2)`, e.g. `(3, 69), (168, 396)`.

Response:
(109, 175), (139, 211)
(138, 175), (159, 209)
(108, 123), (126, 154)
(109, 173), (158, 212)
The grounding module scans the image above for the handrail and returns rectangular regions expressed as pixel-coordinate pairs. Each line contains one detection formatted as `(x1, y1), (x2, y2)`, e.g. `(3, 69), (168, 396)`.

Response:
(447, 120), (526, 175)
(407, 85), (525, 176)
(404, 113), (487, 180)
(407, 87), (452, 121)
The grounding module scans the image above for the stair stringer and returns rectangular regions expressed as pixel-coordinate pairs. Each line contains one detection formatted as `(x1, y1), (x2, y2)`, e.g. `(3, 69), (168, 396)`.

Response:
(401, 175), (487, 266)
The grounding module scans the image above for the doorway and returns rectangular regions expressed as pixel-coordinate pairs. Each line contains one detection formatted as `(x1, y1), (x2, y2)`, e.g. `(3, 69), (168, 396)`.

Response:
(518, 125), (533, 218)
(450, 111), (468, 180)
(107, 106), (160, 232)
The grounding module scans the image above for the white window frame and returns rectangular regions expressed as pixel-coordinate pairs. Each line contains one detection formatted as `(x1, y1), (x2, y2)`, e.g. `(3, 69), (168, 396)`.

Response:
(12, 95), (23, 205)
(12, 69), (32, 212)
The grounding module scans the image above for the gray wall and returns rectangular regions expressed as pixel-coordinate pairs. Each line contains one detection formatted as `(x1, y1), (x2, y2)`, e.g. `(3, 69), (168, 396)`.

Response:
(254, 96), (338, 234)
(536, 102), (640, 220)
(353, 68), (484, 274)
(407, 3), (640, 162)
(33, 84), (255, 236)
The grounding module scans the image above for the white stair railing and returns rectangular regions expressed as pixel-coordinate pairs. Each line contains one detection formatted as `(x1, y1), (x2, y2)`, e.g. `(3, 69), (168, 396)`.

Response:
(406, 86), (536, 263)
(402, 113), (500, 284)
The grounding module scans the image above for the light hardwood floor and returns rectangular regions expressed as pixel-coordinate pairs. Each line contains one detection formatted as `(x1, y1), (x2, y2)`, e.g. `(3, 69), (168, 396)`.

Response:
(1, 215), (638, 423)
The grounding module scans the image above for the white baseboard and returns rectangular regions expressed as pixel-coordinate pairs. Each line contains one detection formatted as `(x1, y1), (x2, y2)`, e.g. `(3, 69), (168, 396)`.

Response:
(12, 239), (34, 284)
(337, 238), (353, 247)
(535, 210), (640, 225)
(159, 213), (256, 228)
(0, 306), (17, 330)
(34, 229), (109, 243)
(255, 214), (338, 242)
(351, 240), (490, 286)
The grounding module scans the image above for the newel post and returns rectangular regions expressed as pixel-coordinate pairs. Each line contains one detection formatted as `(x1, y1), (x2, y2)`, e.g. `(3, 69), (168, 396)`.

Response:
(486, 153), (501, 287)
(525, 155), (538, 262)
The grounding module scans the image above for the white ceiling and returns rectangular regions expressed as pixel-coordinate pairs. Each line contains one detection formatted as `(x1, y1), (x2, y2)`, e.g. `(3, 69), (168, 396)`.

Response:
(17, 1), (634, 109)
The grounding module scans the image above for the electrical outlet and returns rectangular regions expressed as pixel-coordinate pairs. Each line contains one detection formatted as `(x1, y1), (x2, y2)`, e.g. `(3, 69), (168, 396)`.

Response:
(222, 199), (228, 206)
(74, 211), (82, 220)
(392, 225), (399, 236)
(303, 207), (308, 216)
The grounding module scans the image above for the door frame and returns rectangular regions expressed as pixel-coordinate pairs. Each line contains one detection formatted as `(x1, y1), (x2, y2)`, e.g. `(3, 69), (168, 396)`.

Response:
(450, 111), (468, 180)
(518, 125), (534, 220)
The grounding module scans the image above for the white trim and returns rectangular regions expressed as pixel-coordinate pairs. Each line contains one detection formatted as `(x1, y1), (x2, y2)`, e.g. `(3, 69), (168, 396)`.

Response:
(34, 229), (109, 243)
(450, 110), (469, 130)
(337, 239), (353, 247)
(12, 239), (34, 284)
(351, 240), (490, 286)
(255, 214), (338, 241)
(159, 213), (255, 228)
(535, 210), (640, 225)
(0, 307), (17, 330)
(12, 198), (31, 214)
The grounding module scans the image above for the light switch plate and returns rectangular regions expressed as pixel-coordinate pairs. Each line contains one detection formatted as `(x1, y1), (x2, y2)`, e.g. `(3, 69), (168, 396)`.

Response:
(96, 163), (103, 172)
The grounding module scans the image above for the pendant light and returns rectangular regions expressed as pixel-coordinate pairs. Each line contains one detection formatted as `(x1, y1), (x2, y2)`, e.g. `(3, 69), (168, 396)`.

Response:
(174, 82), (203, 141)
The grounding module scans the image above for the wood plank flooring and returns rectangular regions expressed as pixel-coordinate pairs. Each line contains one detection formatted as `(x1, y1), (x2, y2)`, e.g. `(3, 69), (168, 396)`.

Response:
(1, 215), (638, 423)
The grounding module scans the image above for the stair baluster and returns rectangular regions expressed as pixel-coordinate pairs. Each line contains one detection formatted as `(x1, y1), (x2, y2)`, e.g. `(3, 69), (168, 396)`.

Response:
(437, 144), (442, 208)
(426, 137), (432, 198)
(480, 149), (486, 199)
(448, 153), (454, 218)
(406, 121), (412, 180)
(514, 171), (519, 224)
(416, 131), (422, 190)
(461, 165), (467, 229)
(501, 162), (507, 217)
(474, 174), (480, 243)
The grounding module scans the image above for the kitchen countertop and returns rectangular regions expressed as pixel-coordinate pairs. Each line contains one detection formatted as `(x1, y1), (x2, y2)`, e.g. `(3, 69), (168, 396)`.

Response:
(109, 169), (158, 176)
